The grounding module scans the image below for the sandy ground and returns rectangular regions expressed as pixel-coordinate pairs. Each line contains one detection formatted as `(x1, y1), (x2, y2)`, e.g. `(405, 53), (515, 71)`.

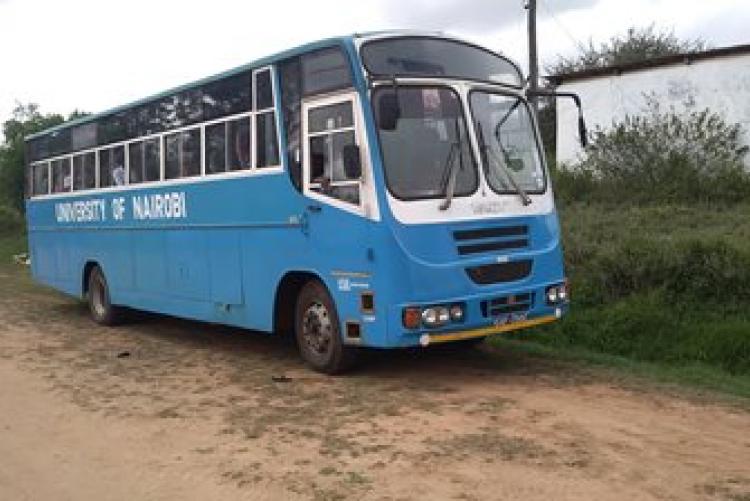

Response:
(1, 267), (749, 500)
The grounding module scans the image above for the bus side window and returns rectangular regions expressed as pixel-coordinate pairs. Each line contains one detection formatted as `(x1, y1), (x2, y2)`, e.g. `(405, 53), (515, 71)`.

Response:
(99, 149), (112, 187)
(51, 158), (72, 193)
(128, 142), (144, 184)
(112, 146), (126, 186)
(254, 69), (280, 168)
(279, 57), (302, 190)
(307, 101), (360, 206)
(165, 133), (179, 179)
(165, 128), (201, 180)
(33, 162), (49, 196)
(100, 146), (126, 187)
(73, 152), (95, 191)
(205, 122), (227, 175)
(228, 118), (251, 171)
(143, 138), (160, 182)
(129, 140), (163, 185)
(256, 111), (279, 168)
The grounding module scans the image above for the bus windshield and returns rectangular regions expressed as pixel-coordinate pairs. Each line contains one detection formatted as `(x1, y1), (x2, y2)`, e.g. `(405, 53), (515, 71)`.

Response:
(361, 37), (522, 87)
(373, 86), (478, 200)
(470, 91), (546, 195)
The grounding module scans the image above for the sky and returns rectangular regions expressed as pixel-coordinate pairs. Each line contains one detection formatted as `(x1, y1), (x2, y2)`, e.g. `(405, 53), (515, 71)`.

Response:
(0, 0), (748, 141)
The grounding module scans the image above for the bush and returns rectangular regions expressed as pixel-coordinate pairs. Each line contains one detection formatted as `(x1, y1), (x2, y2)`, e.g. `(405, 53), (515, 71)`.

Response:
(517, 204), (750, 375)
(554, 98), (750, 205)
(560, 204), (750, 309)
(524, 292), (750, 375)
(0, 205), (24, 235)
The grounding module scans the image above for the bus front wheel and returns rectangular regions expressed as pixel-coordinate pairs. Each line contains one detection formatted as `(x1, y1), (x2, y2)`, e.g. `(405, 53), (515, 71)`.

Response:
(295, 281), (357, 374)
(87, 266), (123, 326)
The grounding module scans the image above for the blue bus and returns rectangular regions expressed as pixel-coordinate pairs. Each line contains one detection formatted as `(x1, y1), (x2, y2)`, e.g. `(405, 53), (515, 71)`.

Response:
(25, 32), (583, 373)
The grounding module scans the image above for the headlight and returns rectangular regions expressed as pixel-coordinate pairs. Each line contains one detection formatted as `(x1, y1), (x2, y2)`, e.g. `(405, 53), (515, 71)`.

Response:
(422, 308), (439, 326)
(546, 281), (570, 305)
(422, 306), (450, 327)
(437, 307), (450, 324)
(449, 304), (464, 322)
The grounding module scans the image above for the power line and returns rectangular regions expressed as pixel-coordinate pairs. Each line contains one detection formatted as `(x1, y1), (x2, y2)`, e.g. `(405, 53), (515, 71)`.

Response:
(538, 0), (587, 54)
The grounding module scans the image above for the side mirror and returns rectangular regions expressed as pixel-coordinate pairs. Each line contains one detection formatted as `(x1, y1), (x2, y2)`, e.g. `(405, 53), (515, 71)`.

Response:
(526, 90), (589, 149)
(377, 91), (401, 131)
(578, 114), (589, 149)
(342, 144), (362, 180)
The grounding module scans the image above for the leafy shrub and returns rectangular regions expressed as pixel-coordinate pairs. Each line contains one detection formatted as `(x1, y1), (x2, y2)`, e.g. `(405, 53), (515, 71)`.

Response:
(0, 205), (24, 235)
(524, 292), (750, 375)
(516, 204), (750, 375)
(577, 236), (750, 309)
(554, 99), (750, 205)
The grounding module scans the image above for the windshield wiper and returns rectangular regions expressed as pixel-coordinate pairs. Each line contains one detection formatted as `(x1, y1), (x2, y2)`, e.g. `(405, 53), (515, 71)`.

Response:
(439, 118), (465, 211)
(477, 122), (532, 206)
(494, 99), (522, 133)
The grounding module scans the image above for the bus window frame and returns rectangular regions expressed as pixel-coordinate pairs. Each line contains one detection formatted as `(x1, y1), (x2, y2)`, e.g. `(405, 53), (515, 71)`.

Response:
(26, 66), (284, 200)
(301, 91), (377, 219)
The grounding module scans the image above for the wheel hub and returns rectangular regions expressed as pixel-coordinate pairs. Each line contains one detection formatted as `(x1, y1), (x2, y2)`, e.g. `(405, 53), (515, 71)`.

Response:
(302, 302), (332, 355)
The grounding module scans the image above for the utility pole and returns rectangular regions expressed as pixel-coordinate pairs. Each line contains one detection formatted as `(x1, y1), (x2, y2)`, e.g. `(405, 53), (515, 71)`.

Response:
(526, 0), (539, 117)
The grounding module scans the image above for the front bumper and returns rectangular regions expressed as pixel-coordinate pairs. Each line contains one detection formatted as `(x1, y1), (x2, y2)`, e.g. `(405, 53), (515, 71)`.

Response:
(417, 313), (560, 346)
(384, 281), (568, 348)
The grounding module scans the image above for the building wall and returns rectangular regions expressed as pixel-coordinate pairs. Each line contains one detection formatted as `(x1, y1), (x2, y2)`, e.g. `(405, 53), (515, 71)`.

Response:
(555, 53), (750, 166)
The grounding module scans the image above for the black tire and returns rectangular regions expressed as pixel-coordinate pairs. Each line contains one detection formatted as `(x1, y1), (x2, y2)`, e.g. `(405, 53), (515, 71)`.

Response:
(87, 266), (124, 326)
(294, 280), (357, 374)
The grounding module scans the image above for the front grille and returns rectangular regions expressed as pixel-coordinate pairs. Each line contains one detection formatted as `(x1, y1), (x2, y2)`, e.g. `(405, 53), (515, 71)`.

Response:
(466, 260), (532, 285)
(453, 225), (529, 256)
(481, 293), (534, 318)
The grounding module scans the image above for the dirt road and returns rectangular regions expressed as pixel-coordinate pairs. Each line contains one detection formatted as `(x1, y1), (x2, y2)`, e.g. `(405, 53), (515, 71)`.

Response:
(1, 267), (749, 500)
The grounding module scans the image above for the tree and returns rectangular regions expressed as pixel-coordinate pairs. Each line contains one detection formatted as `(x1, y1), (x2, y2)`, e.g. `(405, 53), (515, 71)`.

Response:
(547, 25), (708, 76)
(0, 104), (86, 212)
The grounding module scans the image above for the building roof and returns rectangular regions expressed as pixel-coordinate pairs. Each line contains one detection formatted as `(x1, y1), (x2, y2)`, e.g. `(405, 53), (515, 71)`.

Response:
(547, 43), (750, 85)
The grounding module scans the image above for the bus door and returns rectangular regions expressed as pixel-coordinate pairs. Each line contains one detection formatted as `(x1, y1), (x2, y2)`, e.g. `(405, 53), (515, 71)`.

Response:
(301, 93), (373, 255)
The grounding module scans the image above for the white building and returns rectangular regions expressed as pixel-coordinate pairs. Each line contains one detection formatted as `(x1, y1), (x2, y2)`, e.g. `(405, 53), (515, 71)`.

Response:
(550, 44), (750, 166)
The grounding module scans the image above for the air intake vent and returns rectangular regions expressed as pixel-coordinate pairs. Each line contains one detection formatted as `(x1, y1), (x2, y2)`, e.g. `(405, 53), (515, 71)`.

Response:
(481, 293), (534, 318)
(453, 225), (529, 256)
(466, 260), (532, 285)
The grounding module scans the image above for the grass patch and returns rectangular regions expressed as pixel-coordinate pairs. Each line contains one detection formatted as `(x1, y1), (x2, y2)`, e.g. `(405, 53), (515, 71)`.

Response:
(489, 336), (750, 404)
(500, 203), (750, 400)
(522, 292), (750, 375)
(0, 232), (27, 265)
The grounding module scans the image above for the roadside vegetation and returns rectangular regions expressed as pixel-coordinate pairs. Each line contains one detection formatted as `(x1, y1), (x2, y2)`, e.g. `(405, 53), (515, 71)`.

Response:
(497, 94), (750, 399)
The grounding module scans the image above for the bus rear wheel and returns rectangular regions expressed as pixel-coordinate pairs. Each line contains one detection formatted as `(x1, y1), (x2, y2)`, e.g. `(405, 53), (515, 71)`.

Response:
(295, 281), (357, 374)
(87, 266), (123, 326)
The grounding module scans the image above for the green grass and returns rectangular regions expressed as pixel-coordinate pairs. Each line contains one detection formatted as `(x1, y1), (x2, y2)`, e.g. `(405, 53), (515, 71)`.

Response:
(489, 336), (750, 405)
(498, 202), (750, 400)
(0, 231), (26, 262)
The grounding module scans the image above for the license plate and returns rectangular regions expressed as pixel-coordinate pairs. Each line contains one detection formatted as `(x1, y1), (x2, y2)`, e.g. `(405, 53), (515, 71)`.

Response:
(493, 312), (528, 327)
